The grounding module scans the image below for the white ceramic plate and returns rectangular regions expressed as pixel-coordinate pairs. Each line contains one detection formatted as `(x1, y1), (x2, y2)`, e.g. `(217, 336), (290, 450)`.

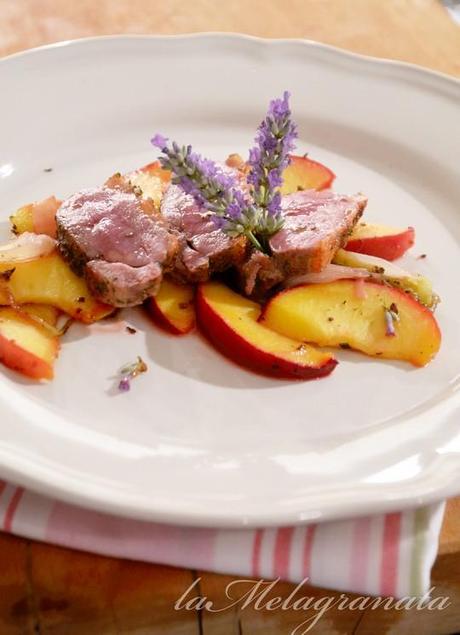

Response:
(0, 35), (459, 527)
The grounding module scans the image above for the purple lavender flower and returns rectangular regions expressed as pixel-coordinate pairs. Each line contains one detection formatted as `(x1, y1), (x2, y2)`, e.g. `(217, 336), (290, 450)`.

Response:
(151, 133), (168, 151)
(248, 91), (297, 233)
(384, 306), (399, 337)
(117, 357), (148, 393)
(118, 376), (131, 392)
(151, 139), (235, 208)
(151, 137), (263, 249)
(150, 92), (297, 253)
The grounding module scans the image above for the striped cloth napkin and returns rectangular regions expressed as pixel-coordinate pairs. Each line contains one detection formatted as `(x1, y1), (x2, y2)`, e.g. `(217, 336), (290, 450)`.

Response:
(0, 480), (444, 598)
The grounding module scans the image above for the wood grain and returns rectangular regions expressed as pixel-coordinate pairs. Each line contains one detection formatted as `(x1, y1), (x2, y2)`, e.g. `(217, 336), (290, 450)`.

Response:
(0, 0), (459, 633)
(1, 0), (460, 76)
(0, 534), (458, 634)
(0, 534), (200, 635)
(439, 497), (460, 555)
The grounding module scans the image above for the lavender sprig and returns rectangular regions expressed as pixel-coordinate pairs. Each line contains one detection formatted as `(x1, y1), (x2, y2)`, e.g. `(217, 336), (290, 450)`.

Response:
(151, 92), (297, 253)
(247, 91), (297, 238)
(151, 136), (263, 250)
(117, 356), (148, 392)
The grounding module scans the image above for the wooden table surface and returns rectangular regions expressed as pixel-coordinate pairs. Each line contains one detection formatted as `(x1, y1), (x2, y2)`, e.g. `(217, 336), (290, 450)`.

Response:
(1, 1), (459, 634)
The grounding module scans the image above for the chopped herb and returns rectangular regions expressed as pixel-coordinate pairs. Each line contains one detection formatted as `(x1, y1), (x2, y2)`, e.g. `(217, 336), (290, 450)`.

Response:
(384, 306), (399, 337)
(120, 356), (147, 377)
(43, 167), (53, 173)
(339, 343), (351, 349)
(328, 316), (334, 322)
(417, 254), (427, 260)
(126, 326), (137, 334)
(373, 266), (385, 274)
(118, 356), (148, 392)
(118, 377), (131, 392)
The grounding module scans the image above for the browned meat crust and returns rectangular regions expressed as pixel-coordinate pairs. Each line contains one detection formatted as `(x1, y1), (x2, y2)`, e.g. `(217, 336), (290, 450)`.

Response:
(238, 190), (367, 296)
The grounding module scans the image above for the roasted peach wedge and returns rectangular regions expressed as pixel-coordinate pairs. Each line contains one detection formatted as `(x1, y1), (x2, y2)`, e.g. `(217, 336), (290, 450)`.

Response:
(10, 196), (61, 238)
(10, 204), (34, 235)
(0, 307), (60, 380)
(20, 304), (60, 327)
(128, 161), (172, 207)
(280, 155), (335, 195)
(260, 280), (441, 367)
(196, 281), (337, 379)
(147, 279), (195, 335)
(0, 253), (113, 323)
(345, 222), (415, 261)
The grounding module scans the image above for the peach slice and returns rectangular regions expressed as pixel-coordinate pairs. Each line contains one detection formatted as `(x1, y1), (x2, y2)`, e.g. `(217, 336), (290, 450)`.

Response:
(280, 155), (335, 195)
(10, 204), (34, 235)
(260, 280), (441, 367)
(345, 222), (415, 261)
(196, 281), (337, 379)
(139, 160), (171, 182)
(0, 307), (60, 380)
(147, 279), (195, 335)
(0, 252), (113, 323)
(10, 197), (61, 238)
(20, 304), (60, 327)
(0, 272), (12, 305)
(128, 161), (171, 207)
(31, 196), (61, 238)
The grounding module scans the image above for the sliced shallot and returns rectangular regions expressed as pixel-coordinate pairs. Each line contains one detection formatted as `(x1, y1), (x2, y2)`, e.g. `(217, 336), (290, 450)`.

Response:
(284, 264), (370, 288)
(0, 232), (56, 263)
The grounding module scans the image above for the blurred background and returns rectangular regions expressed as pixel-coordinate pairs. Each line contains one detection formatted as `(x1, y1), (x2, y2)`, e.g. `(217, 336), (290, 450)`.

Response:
(1, 0), (459, 76)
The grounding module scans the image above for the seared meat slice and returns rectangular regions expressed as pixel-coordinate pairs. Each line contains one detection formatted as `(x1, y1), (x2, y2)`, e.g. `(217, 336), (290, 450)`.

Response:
(56, 187), (178, 306)
(85, 261), (164, 308)
(160, 184), (247, 283)
(239, 190), (367, 296)
(237, 251), (284, 298)
(271, 190), (367, 273)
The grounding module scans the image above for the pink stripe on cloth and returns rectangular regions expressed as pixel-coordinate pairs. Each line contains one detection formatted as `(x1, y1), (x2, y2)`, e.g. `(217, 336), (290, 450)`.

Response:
(0, 479), (443, 599)
(273, 527), (295, 578)
(3, 487), (25, 532)
(251, 529), (264, 577)
(46, 502), (216, 570)
(350, 517), (372, 590)
(380, 512), (402, 596)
